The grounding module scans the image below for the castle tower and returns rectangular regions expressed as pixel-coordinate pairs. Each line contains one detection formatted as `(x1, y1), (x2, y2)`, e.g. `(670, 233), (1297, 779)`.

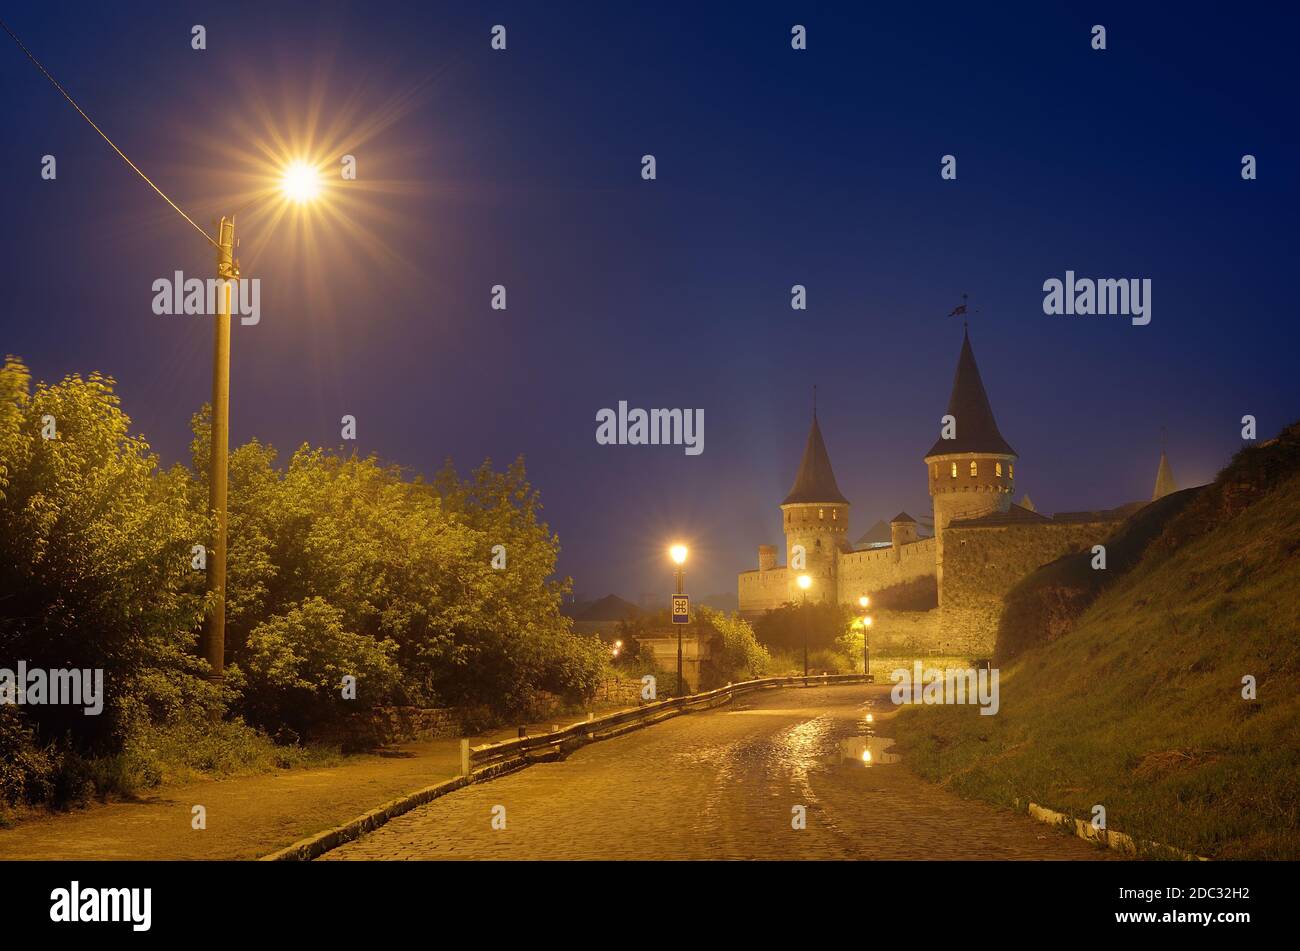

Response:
(1152, 449), (1177, 500)
(889, 512), (918, 561)
(924, 328), (1017, 601)
(781, 410), (848, 604)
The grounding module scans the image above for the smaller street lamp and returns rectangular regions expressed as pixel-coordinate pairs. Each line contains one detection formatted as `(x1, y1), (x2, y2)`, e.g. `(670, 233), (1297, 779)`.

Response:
(797, 573), (812, 679)
(858, 594), (872, 679)
(670, 544), (688, 695)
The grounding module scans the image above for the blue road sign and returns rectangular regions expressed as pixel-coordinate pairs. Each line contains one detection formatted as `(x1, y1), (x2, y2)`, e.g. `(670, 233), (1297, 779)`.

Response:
(671, 595), (689, 624)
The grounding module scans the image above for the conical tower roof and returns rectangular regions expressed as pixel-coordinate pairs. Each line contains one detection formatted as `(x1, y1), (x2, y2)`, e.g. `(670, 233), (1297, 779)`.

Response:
(1152, 450), (1177, 501)
(783, 413), (848, 505)
(925, 327), (1016, 458)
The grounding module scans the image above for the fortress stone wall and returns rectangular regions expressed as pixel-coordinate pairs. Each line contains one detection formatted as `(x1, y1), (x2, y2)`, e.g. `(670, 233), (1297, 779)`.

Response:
(837, 537), (937, 604)
(738, 565), (790, 613)
(938, 519), (1121, 656)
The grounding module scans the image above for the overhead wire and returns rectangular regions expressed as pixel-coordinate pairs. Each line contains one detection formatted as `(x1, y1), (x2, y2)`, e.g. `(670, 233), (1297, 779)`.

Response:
(0, 15), (221, 251)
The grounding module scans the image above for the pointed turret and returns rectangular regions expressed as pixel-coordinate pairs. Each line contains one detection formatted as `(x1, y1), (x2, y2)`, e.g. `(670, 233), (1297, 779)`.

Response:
(783, 413), (848, 504)
(1152, 450), (1177, 501)
(781, 410), (849, 605)
(925, 328), (1018, 602)
(925, 327), (1016, 458)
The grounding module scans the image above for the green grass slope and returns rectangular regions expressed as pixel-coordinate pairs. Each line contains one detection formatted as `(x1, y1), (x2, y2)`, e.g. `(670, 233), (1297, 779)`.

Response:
(892, 429), (1300, 859)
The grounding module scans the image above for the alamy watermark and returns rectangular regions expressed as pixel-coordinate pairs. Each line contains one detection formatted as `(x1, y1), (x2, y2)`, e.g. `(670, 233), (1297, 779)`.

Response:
(595, 401), (703, 456)
(890, 662), (1000, 716)
(1042, 271), (1150, 326)
(152, 271), (260, 325)
(50, 881), (150, 931)
(0, 662), (104, 715)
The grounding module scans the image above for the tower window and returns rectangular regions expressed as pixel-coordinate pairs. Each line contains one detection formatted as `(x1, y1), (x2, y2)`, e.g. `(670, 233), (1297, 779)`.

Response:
(995, 462), (1003, 477)
(1009, 463), (1014, 479)
(819, 508), (824, 520)
(831, 509), (837, 520)
(950, 463), (957, 478)
(970, 460), (978, 477)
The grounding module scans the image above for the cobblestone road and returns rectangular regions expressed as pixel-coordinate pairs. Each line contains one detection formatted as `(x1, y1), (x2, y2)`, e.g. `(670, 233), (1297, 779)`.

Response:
(324, 685), (1110, 860)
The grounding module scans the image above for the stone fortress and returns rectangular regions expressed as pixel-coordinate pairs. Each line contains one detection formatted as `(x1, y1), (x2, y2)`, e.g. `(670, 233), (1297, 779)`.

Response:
(737, 328), (1178, 659)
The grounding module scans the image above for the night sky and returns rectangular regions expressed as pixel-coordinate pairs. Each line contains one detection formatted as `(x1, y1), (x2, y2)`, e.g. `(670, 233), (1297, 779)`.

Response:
(2, 2), (1297, 602)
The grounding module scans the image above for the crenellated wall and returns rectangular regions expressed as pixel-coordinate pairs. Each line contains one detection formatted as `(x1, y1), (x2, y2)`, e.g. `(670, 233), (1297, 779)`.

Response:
(836, 538), (938, 606)
(738, 565), (789, 616)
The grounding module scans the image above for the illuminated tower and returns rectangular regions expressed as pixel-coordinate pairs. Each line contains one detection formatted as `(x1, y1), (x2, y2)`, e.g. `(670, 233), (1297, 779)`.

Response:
(924, 328), (1017, 600)
(781, 410), (848, 604)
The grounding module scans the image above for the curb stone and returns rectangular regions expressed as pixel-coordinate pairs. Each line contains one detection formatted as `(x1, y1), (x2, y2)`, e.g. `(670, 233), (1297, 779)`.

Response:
(1025, 801), (1209, 861)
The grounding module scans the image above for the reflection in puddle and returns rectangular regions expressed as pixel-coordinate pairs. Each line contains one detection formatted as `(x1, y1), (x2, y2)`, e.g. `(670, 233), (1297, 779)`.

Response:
(838, 734), (899, 766)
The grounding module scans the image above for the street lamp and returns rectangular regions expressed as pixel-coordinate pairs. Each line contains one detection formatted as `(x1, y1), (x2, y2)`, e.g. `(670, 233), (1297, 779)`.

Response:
(797, 573), (812, 679)
(0, 22), (330, 685)
(670, 544), (688, 695)
(201, 162), (327, 682)
(858, 595), (872, 679)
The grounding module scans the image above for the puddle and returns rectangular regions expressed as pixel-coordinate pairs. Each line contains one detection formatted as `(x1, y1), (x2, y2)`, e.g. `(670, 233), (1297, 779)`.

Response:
(837, 733), (900, 766)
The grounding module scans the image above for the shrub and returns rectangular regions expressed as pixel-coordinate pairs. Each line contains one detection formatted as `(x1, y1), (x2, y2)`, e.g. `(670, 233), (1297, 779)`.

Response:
(698, 608), (770, 688)
(240, 597), (402, 739)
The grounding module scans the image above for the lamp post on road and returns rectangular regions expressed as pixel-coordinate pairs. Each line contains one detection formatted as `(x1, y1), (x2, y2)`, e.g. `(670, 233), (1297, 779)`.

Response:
(201, 162), (325, 681)
(0, 21), (331, 685)
(797, 573), (812, 679)
(670, 544), (688, 695)
(202, 216), (237, 680)
(858, 595), (872, 679)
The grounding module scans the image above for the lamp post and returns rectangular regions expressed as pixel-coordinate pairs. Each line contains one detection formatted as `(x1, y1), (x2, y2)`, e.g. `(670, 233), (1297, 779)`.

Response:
(797, 573), (812, 679)
(0, 20), (328, 685)
(858, 595), (872, 679)
(201, 216), (237, 680)
(200, 162), (324, 681)
(670, 544), (688, 695)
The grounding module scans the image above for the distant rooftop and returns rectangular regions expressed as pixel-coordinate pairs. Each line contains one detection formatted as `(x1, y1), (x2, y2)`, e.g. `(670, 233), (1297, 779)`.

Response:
(948, 500), (1147, 530)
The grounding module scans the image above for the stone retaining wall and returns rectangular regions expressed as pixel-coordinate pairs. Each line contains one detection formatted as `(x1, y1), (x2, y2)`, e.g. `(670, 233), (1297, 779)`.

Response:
(322, 706), (464, 750)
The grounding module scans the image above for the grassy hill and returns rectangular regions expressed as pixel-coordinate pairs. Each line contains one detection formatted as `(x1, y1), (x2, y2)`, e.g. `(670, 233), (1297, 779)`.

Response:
(891, 425), (1300, 859)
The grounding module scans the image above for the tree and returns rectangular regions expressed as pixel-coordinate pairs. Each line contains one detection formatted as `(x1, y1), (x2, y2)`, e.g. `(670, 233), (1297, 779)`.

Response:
(753, 601), (853, 656)
(0, 358), (217, 752)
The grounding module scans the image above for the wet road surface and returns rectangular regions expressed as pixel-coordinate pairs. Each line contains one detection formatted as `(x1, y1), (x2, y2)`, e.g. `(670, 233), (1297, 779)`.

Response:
(324, 684), (1109, 860)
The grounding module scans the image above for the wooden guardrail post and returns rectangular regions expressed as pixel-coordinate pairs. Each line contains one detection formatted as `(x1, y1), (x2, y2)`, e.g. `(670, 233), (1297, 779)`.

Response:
(460, 738), (470, 777)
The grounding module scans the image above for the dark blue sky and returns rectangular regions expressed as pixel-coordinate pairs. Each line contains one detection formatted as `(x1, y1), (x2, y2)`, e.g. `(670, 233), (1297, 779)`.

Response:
(2, 2), (1297, 601)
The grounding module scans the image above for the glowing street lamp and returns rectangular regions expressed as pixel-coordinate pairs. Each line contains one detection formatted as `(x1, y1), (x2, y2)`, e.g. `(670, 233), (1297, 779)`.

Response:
(859, 594), (872, 679)
(202, 162), (327, 682)
(280, 160), (322, 203)
(670, 544), (689, 695)
(796, 573), (812, 679)
(0, 21), (338, 686)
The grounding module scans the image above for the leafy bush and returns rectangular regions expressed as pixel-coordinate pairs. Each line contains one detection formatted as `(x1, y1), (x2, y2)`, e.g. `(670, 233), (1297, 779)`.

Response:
(698, 608), (770, 688)
(240, 597), (402, 738)
(0, 706), (58, 810)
